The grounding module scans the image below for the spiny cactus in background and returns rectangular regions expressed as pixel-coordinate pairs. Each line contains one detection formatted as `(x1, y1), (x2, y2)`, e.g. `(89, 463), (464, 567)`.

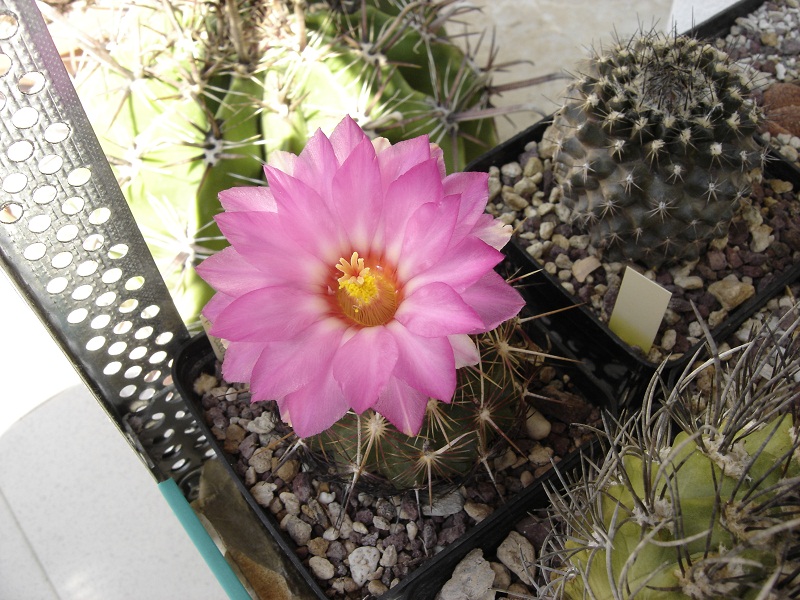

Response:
(303, 316), (539, 497)
(539, 311), (800, 599)
(42, 0), (547, 325)
(549, 28), (766, 269)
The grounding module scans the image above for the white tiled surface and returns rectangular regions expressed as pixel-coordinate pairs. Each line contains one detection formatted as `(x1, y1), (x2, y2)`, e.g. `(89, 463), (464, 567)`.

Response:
(0, 0), (738, 597)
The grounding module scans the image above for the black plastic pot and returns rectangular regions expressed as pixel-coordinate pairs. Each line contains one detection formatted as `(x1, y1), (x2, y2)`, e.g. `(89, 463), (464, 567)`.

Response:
(467, 96), (800, 407)
(173, 303), (616, 599)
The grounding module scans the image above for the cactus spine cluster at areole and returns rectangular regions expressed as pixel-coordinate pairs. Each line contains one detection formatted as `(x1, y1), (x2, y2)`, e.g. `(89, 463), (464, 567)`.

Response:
(549, 29), (766, 269)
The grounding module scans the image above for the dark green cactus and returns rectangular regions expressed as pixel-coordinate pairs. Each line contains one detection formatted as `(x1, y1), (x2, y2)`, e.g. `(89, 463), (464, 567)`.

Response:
(549, 28), (766, 269)
(43, 0), (543, 325)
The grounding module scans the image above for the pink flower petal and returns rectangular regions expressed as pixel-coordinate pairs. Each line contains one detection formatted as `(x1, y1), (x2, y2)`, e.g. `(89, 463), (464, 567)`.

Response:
(332, 327), (399, 413)
(218, 186), (277, 212)
(470, 213), (513, 250)
(249, 319), (345, 398)
(294, 128), (341, 198)
(388, 321), (456, 401)
(373, 376), (429, 436)
(449, 334), (480, 368)
(461, 270), (525, 330)
(404, 236), (502, 295)
(382, 159), (444, 264)
(196, 247), (281, 296)
(329, 115), (369, 164)
(331, 137), (382, 251)
(262, 166), (346, 263)
(201, 291), (234, 323)
(376, 136), (432, 191)
(278, 370), (350, 438)
(221, 341), (264, 382)
(266, 150), (298, 175)
(395, 282), (485, 337)
(397, 196), (459, 282)
(444, 171), (490, 242)
(215, 211), (328, 284)
(210, 286), (326, 342)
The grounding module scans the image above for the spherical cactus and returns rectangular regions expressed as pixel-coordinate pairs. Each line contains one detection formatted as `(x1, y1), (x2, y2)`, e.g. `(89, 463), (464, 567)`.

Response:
(304, 318), (535, 495)
(549, 28), (766, 269)
(542, 311), (800, 599)
(43, 0), (538, 325)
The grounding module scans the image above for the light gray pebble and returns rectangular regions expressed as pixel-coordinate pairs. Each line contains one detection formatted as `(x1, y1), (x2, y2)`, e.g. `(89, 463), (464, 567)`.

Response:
(368, 580), (389, 596)
(318, 491), (336, 504)
(380, 544), (398, 567)
(373, 515), (390, 531)
(554, 253), (572, 269)
(523, 156), (544, 177)
(250, 481), (277, 507)
(504, 192), (529, 210)
(488, 177), (502, 201)
(282, 514), (312, 546)
(421, 488), (465, 517)
(349, 546), (381, 587)
(501, 162), (522, 182)
(437, 548), (495, 600)
(661, 329), (677, 351)
(496, 531), (536, 585)
(279, 491), (300, 515)
(309, 556), (335, 580)
(513, 177), (537, 197)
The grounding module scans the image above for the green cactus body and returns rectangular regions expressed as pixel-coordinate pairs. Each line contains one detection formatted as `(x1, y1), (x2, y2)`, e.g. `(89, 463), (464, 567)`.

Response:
(305, 321), (534, 493)
(550, 30), (764, 268)
(563, 416), (798, 599)
(47, 0), (513, 325)
(546, 312), (800, 599)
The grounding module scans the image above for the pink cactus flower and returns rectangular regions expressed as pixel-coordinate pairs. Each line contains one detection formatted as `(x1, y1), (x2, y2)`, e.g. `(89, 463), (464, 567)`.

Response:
(198, 116), (523, 438)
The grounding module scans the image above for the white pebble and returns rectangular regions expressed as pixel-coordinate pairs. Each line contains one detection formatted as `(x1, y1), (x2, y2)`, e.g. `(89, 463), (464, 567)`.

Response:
(318, 491), (336, 504)
(348, 546), (381, 587)
(526, 408), (552, 440)
(309, 556), (335, 580)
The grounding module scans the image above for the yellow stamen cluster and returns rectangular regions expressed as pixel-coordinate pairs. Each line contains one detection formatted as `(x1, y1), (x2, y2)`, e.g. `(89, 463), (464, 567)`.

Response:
(334, 252), (398, 327)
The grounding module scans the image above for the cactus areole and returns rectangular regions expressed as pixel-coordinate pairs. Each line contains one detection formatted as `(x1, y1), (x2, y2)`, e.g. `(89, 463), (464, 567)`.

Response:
(551, 30), (765, 268)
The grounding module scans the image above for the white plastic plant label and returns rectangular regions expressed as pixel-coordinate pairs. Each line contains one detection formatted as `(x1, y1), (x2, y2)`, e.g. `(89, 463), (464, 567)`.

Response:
(608, 266), (672, 353)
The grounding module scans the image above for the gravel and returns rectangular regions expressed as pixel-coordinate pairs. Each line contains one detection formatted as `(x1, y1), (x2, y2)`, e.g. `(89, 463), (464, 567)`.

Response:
(194, 356), (599, 599)
(489, 137), (800, 364)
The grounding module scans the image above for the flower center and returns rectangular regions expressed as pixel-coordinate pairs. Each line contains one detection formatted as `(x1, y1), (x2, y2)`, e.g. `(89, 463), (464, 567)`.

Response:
(335, 252), (398, 327)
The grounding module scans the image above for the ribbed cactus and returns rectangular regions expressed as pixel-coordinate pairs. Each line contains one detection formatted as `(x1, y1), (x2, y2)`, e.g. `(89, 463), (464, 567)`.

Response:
(305, 317), (534, 495)
(550, 28), (766, 269)
(43, 0), (536, 324)
(541, 311), (800, 599)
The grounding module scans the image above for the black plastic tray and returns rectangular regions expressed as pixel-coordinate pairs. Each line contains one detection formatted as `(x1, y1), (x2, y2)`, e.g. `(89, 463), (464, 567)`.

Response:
(467, 108), (800, 407)
(174, 307), (615, 599)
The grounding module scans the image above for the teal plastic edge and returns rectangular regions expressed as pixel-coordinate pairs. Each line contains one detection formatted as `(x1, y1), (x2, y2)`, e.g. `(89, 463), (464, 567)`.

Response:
(158, 478), (251, 599)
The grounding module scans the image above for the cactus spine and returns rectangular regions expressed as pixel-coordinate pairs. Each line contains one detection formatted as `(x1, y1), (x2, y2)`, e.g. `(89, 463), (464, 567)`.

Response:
(549, 28), (766, 269)
(540, 311), (800, 599)
(43, 0), (538, 324)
